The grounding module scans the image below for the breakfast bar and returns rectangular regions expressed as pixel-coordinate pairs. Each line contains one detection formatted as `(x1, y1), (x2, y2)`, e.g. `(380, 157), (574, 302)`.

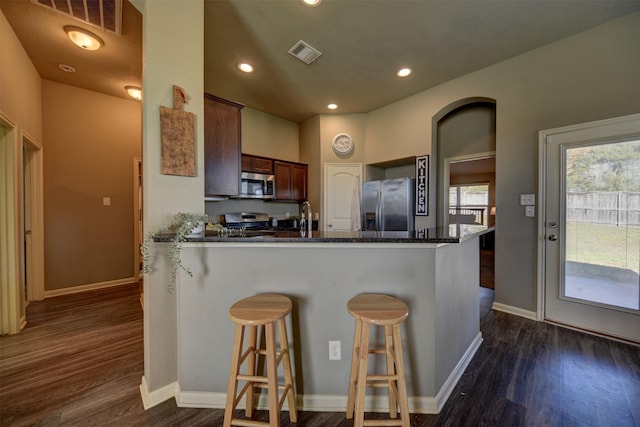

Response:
(157, 226), (490, 414)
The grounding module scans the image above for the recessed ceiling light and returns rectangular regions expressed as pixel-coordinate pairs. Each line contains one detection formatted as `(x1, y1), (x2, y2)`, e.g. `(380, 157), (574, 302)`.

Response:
(328, 104), (338, 110)
(302, 0), (322, 7)
(64, 25), (104, 51)
(397, 68), (412, 77)
(58, 64), (76, 73)
(238, 63), (254, 73)
(125, 86), (142, 100)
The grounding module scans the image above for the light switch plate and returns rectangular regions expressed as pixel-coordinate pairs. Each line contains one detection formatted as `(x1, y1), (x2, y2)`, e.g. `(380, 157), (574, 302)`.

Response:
(103, 197), (111, 206)
(520, 194), (535, 206)
(525, 206), (535, 217)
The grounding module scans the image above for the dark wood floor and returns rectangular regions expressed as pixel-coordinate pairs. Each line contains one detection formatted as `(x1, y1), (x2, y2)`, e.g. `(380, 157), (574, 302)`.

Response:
(480, 249), (495, 290)
(1, 285), (639, 426)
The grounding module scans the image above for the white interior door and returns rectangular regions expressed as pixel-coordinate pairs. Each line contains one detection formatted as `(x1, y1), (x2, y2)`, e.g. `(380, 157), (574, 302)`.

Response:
(541, 114), (640, 343)
(22, 132), (44, 302)
(324, 163), (362, 231)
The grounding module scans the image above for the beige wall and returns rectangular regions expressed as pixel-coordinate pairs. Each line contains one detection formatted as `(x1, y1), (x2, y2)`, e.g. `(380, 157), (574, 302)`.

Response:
(438, 103), (495, 226)
(314, 113), (367, 224)
(365, 12), (640, 312)
(241, 107), (298, 162)
(141, 0), (204, 396)
(437, 103), (495, 160)
(0, 10), (42, 142)
(1, 9), (43, 319)
(42, 80), (141, 290)
(299, 115), (321, 215)
(319, 114), (367, 166)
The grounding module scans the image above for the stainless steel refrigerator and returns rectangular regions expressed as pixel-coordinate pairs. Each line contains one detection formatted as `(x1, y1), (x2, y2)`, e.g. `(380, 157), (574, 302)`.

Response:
(362, 178), (415, 231)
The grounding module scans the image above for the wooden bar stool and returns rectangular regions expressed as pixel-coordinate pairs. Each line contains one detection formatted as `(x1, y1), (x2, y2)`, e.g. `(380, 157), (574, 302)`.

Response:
(346, 293), (410, 427)
(223, 294), (297, 427)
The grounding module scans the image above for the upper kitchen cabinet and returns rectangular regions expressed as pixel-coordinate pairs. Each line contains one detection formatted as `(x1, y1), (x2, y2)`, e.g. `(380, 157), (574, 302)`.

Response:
(204, 93), (244, 197)
(241, 154), (274, 174)
(275, 161), (307, 201)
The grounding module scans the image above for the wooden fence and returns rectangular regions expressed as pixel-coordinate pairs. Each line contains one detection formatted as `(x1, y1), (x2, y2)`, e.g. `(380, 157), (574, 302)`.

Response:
(567, 192), (640, 226)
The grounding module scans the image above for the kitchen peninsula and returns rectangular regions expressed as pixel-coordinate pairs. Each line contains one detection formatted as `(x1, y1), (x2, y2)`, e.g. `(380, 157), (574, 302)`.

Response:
(159, 226), (491, 413)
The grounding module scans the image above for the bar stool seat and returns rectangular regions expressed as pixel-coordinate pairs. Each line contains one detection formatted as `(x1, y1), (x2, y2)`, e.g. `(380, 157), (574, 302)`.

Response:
(346, 293), (410, 427)
(223, 294), (297, 427)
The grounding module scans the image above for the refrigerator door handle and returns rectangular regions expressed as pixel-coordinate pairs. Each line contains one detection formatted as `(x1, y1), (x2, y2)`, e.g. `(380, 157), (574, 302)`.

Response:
(378, 190), (384, 232)
(374, 190), (381, 231)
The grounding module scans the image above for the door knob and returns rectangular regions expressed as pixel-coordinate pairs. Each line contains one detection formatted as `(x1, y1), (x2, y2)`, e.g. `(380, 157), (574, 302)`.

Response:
(548, 234), (558, 241)
(328, 223), (333, 228)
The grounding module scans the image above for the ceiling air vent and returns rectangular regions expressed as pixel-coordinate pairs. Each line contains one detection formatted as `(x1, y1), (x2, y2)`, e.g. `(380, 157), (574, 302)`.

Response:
(288, 40), (322, 65)
(32, 0), (123, 34)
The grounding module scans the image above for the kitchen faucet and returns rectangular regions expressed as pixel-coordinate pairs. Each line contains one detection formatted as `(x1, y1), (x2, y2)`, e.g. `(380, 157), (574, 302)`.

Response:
(300, 201), (312, 235)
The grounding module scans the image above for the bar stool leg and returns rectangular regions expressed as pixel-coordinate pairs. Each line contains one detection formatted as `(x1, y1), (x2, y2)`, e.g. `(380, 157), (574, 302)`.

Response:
(264, 323), (280, 427)
(224, 324), (245, 427)
(354, 322), (370, 427)
(277, 317), (298, 422)
(393, 324), (410, 427)
(245, 325), (258, 417)
(346, 317), (363, 419)
(385, 324), (398, 419)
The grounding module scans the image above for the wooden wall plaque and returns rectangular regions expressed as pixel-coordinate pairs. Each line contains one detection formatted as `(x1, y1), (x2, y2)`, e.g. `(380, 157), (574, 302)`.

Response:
(160, 86), (196, 177)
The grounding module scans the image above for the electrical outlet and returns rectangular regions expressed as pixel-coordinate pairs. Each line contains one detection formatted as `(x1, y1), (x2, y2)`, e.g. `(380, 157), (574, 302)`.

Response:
(103, 197), (111, 206)
(329, 341), (341, 360)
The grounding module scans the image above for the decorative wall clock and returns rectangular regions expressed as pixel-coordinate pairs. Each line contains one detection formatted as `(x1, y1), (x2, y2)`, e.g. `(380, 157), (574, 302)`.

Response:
(332, 133), (354, 155)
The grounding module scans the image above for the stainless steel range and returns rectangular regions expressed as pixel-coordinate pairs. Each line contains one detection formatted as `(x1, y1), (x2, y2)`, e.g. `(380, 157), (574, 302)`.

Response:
(224, 212), (271, 230)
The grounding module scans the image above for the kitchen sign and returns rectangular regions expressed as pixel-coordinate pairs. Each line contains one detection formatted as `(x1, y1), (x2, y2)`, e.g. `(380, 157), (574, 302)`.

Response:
(415, 155), (429, 216)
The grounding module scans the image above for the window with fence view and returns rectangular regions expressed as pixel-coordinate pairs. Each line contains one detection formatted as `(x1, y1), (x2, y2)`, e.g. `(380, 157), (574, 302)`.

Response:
(449, 184), (489, 226)
(564, 138), (640, 311)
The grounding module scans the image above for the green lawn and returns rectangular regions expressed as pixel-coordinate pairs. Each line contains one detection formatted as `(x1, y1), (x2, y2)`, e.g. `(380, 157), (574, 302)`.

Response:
(565, 221), (640, 274)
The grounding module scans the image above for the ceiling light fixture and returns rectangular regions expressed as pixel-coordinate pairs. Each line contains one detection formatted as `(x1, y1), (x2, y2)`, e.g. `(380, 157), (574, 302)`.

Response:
(397, 68), (412, 77)
(64, 25), (104, 51)
(58, 64), (76, 73)
(125, 86), (142, 100)
(302, 0), (322, 6)
(327, 104), (338, 110)
(238, 63), (254, 73)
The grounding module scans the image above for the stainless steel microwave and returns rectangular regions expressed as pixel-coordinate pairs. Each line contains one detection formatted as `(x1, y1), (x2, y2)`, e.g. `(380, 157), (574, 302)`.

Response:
(240, 172), (275, 199)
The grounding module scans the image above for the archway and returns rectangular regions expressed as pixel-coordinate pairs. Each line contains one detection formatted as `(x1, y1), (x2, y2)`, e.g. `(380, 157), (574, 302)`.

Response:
(431, 97), (496, 228)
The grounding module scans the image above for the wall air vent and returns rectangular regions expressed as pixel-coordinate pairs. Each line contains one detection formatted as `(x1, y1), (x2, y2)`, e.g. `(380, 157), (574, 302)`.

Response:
(288, 40), (322, 65)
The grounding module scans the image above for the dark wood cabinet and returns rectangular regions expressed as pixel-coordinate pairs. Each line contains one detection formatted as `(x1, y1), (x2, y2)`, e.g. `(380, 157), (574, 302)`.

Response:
(204, 93), (243, 197)
(274, 161), (307, 201)
(291, 163), (307, 200)
(241, 154), (273, 174)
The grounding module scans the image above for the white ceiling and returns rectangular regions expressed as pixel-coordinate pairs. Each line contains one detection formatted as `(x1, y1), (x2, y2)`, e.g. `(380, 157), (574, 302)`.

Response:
(2, 0), (639, 123)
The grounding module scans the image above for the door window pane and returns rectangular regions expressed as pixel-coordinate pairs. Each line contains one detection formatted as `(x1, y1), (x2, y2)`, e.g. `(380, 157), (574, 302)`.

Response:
(564, 139), (640, 311)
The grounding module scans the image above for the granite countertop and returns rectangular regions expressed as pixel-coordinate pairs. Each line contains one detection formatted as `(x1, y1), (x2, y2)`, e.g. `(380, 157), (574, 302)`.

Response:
(156, 225), (494, 244)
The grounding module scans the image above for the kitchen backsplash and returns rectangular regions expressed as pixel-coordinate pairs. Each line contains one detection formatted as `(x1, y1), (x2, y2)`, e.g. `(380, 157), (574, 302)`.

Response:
(205, 199), (308, 223)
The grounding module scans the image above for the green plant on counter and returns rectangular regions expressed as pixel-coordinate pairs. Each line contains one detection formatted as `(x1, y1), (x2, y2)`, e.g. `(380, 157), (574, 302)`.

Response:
(140, 212), (208, 293)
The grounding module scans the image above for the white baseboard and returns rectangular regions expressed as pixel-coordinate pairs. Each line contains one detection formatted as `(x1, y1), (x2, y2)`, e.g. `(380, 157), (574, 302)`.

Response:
(433, 331), (483, 413)
(175, 333), (483, 415)
(492, 302), (538, 321)
(18, 315), (27, 332)
(139, 376), (177, 410)
(44, 277), (138, 298)
(176, 386), (440, 414)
